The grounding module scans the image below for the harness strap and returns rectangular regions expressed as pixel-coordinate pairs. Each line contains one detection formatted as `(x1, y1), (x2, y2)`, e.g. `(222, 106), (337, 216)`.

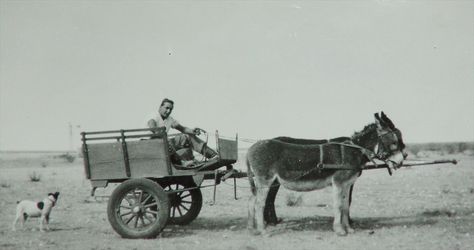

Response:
(332, 141), (393, 175)
(341, 144), (345, 165)
(318, 144), (324, 168)
(315, 141), (380, 171)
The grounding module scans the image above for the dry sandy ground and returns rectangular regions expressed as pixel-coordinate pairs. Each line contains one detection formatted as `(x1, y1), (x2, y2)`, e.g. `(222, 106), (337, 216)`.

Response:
(0, 152), (473, 250)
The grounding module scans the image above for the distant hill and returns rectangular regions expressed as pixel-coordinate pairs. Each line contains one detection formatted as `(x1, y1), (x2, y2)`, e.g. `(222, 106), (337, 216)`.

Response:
(406, 142), (474, 156)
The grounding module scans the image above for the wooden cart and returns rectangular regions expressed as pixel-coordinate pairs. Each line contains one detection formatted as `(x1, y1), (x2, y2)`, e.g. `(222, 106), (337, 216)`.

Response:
(81, 128), (244, 239)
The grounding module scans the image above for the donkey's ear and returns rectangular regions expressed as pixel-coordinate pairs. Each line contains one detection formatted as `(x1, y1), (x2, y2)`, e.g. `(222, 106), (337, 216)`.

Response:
(374, 113), (383, 129)
(374, 113), (380, 121)
(381, 112), (395, 129)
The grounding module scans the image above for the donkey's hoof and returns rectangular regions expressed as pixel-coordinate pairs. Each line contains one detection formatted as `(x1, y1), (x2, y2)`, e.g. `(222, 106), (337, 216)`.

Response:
(266, 218), (283, 226)
(248, 228), (262, 236)
(262, 230), (272, 237)
(346, 227), (355, 234)
(336, 230), (348, 236)
(334, 225), (347, 236)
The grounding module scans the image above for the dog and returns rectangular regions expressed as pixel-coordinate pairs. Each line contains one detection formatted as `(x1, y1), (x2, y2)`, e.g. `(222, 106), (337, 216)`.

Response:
(12, 192), (60, 232)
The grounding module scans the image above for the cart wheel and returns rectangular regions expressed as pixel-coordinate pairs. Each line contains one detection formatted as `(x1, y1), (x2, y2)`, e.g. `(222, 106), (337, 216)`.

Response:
(162, 178), (203, 225)
(107, 178), (169, 239)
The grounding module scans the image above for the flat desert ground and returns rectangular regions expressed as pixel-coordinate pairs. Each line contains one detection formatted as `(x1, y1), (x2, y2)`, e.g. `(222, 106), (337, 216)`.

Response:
(0, 151), (473, 250)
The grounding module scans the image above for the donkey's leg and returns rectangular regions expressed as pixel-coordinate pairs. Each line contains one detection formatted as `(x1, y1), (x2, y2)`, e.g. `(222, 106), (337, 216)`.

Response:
(264, 180), (280, 226)
(255, 185), (271, 234)
(332, 183), (347, 236)
(341, 184), (355, 234)
(348, 171), (362, 226)
(248, 193), (256, 230)
(348, 184), (354, 225)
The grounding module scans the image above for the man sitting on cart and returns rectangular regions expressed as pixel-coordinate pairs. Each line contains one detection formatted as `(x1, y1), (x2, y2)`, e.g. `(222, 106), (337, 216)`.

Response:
(148, 98), (218, 168)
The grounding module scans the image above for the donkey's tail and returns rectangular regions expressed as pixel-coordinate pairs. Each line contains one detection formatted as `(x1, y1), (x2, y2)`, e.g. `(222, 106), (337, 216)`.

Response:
(246, 156), (256, 196)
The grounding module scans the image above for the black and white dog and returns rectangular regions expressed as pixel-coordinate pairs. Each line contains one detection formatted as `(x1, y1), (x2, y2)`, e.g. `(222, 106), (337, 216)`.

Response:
(12, 192), (60, 232)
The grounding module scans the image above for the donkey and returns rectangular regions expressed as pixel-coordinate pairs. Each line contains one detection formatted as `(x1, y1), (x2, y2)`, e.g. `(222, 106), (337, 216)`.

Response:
(247, 112), (406, 236)
(260, 136), (351, 226)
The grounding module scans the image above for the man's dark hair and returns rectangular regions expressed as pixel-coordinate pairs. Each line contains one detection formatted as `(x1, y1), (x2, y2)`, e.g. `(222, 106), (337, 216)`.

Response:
(161, 98), (174, 106)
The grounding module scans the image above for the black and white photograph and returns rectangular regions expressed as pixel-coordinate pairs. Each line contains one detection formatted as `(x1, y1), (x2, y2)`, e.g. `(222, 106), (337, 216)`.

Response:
(1, 1), (473, 249)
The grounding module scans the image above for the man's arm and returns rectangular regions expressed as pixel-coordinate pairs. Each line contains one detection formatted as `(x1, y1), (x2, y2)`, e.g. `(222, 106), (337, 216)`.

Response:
(174, 124), (203, 135)
(148, 119), (158, 128)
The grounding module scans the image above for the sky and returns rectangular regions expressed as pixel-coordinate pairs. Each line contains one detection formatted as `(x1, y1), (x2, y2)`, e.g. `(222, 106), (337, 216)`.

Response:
(0, 0), (473, 151)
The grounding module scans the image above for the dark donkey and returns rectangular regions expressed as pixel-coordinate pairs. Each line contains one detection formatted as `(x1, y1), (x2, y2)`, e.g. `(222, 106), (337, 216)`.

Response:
(259, 136), (351, 226)
(247, 112), (406, 236)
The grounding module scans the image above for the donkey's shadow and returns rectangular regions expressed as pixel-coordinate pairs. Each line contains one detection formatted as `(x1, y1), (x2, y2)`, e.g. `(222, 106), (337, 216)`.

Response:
(162, 208), (473, 238)
(272, 214), (436, 234)
(267, 208), (471, 235)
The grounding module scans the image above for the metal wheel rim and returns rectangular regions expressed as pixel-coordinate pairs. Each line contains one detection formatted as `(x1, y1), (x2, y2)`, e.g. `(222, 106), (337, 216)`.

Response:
(165, 184), (194, 218)
(115, 188), (160, 230)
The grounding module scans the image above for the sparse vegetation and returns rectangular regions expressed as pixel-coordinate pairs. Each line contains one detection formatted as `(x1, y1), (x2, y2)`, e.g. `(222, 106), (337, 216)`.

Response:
(58, 153), (75, 163)
(28, 171), (41, 182)
(41, 162), (48, 168)
(0, 182), (11, 188)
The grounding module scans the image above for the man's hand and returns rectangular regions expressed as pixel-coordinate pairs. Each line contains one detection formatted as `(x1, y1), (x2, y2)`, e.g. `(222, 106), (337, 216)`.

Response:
(193, 128), (206, 135)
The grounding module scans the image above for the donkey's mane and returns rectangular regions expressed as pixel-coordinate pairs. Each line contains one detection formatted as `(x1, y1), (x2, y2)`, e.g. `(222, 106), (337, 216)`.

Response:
(351, 123), (377, 144)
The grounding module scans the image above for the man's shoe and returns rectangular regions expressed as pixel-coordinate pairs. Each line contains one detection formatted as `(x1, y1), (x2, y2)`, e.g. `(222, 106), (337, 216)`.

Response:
(202, 146), (218, 159)
(182, 160), (198, 168)
(207, 155), (219, 162)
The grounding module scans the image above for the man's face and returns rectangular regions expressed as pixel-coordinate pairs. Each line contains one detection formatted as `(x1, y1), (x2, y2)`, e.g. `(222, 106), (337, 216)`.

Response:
(159, 102), (173, 119)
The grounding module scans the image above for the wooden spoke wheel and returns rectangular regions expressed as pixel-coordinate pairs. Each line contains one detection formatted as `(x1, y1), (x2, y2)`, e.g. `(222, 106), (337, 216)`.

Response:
(107, 178), (169, 239)
(162, 178), (203, 225)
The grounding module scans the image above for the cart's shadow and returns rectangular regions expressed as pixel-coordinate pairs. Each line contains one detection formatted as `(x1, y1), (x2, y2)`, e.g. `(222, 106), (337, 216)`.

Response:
(160, 208), (474, 238)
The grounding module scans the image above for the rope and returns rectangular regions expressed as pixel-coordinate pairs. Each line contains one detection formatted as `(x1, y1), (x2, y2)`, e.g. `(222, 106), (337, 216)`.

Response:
(217, 135), (258, 144)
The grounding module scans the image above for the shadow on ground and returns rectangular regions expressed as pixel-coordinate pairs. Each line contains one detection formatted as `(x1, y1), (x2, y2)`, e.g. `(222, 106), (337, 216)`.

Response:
(161, 208), (474, 238)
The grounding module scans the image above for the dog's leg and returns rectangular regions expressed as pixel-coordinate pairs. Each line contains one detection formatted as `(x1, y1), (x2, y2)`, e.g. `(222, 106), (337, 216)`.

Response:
(45, 214), (50, 231)
(12, 213), (19, 231)
(40, 215), (46, 232)
(19, 213), (27, 230)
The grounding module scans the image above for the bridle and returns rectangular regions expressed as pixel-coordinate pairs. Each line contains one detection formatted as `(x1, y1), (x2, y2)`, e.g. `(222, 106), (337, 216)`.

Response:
(374, 129), (402, 160)
(316, 128), (403, 176)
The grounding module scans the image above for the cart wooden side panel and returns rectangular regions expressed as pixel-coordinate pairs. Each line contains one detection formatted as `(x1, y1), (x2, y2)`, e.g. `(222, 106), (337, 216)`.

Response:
(127, 140), (170, 178)
(88, 142), (125, 180)
(217, 138), (238, 161)
(87, 139), (170, 180)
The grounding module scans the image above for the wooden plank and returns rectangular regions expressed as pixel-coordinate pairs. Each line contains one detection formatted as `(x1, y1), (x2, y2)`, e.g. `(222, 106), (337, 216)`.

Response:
(218, 138), (238, 161)
(127, 139), (170, 178)
(87, 142), (127, 180)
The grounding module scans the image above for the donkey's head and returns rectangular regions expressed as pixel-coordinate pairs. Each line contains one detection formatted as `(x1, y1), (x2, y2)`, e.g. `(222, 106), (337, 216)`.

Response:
(374, 112), (407, 169)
